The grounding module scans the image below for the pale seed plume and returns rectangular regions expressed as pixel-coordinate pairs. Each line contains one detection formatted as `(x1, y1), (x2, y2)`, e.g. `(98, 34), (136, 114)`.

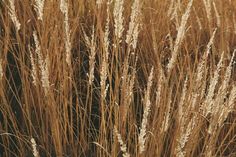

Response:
(113, 0), (124, 43)
(203, 52), (224, 116)
(114, 126), (130, 157)
(126, 0), (143, 50)
(60, 0), (71, 66)
(8, 0), (21, 31)
(138, 67), (154, 154)
(34, 0), (45, 21)
(29, 45), (38, 86)
(33, 31), (50, 94)
(167, 0), (193, 73)
(191, 29), (216, 111)
(31, 137), (40, 157)
(178, 77), (188, 123)
(100, 1), (110, 98)
(84, 28), (96, 85)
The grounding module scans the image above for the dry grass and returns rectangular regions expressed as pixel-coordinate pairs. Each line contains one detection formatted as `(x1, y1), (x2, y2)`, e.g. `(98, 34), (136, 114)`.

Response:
(0, 0), (236, 156)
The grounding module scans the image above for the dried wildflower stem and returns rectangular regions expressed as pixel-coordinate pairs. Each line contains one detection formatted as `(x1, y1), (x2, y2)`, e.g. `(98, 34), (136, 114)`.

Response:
(167, 0), (193, 73)
(8, 0), (21, 31)
(60, 0), (72, 66)
(138, 67), (154, 154)
(34, 0), (45, 21)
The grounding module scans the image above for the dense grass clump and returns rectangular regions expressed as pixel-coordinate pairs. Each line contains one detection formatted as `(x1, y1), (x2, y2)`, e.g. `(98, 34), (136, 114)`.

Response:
(0, 0), (236, 156)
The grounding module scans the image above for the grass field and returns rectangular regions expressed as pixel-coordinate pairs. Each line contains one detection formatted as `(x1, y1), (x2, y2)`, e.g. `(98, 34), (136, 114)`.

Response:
(0, 0), (236, 156)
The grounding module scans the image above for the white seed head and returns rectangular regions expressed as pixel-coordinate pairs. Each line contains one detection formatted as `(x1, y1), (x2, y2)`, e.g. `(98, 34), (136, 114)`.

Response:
(8, 0), (21, 31)
(113, 0), (124, 42)
(34, 0), (45, 21)
(114, 126), (130, 157)
(31, 137), (40, 157)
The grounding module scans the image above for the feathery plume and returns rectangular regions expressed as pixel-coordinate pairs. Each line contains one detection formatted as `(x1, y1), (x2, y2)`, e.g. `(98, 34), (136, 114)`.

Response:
(203, 52), (224, 116)
(113, 0), (124, 43)
(60, 0), (71, 66)
(114, 126), (130, 157)
(139, 67), (154, 154)
(214, 50), (235, 114)
(178, 77), (188, 123)
(100, 1), (111, 98)
(33, 31), (50, 94)
(196, 28), (217, 83)
(216, 50), (236, 127)
(34, 0), (45, 21)
(8, 0), (21, 31)
(84, 28), (96, 85)
(227, 86), (236, 111)
(167, 0), (193, 73)
(126, 0), (143, 50)
(31, 137), (40, 157)
(104, 2), (110, 58)
(29, 45), (38, 86)
(191, 29), (217, 109)
(176, 115), (196, 157)
(162, 99), (171, 133)
(155, 67), (164, 107)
